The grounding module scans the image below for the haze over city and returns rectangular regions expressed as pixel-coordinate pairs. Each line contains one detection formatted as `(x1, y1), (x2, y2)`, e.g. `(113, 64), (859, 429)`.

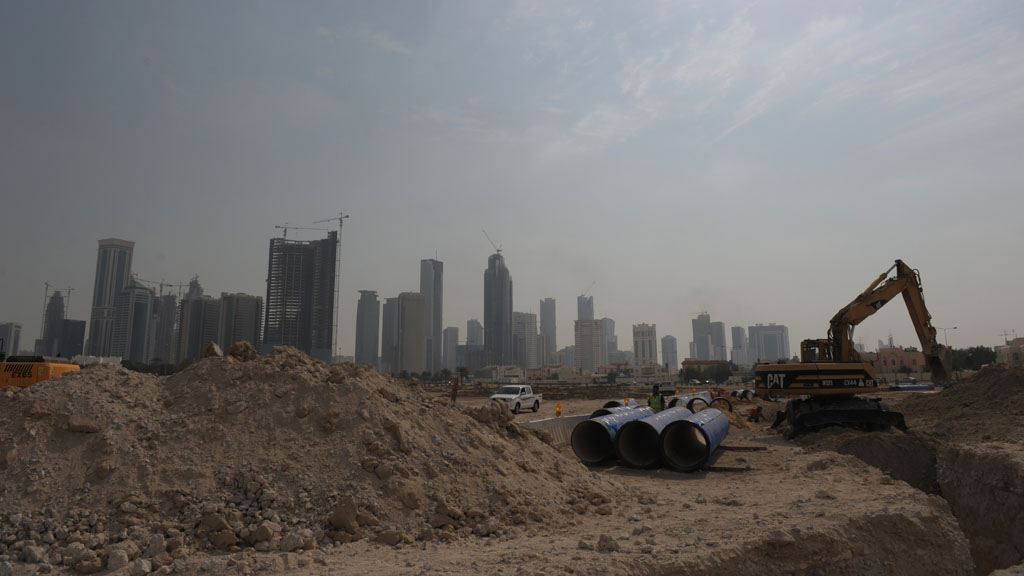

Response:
(3, 0), (1023, 357)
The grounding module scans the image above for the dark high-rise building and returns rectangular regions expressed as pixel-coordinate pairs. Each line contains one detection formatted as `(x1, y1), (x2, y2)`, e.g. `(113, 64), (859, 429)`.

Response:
(381, 297), (399, 373)
(577, 295), (594, 321)
(355, 290), (380, 367)
(40, 290), (66, 356)
(662, 335), (678, 373)
(464, 319), (484, 372)
(175, 279), (221, 363)
(420, 259), (443, 374)
(111, 282), (155, 363)
(539, 298), (556, 360)
(484, 252), (513, 366)
(59, 320), (86, 358)
(601, 317), (617, 357)
(690, 313), (712, 361)
(466, 319), (483, 346)
(263, 231), (337, 362)
(152, 294), (178, 364)
(748, 323), (791, 363)
(0, 322), (22, 358)
(88, 238), (134, 356)
(397, 292), (425, 374)
(218, 293), (263, 350)
(442, 326), (458, 371)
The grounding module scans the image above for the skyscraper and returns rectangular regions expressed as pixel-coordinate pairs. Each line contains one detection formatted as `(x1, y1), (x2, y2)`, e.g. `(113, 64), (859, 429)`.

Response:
(730, 326), (749, 367)
(711, 321), (728, 361)
(355, 290), (380, 367)
(748, 323), (791, 363)
(420, 259), (443, 374)
(263, 231), (337, 361)
(0, 322), (23, 358)
(88, 238), (134, 357)
(484, 252), (513, 366)
(442, 326), (458, 371)
(111, 282), (155, 363)
(577, 295), (594, 321)
(152, 294), (178, 364)
(512, 312), (539, 370)
(218, 293), (263, 350)
(397, 292), (425, 374)
(380, 297), (399, 373)
(466, 319), (483, 346)
(662, 335), (678, 373)
(539, 298), (556, 360)
(175, 278), (221, 363)
(633, 323), (658, 366)
(40, 290), (66, 356)
(59, 320), (85, 358)
(574, 319), (605, 372)
(690, 313), (712, 361)
(601, 317), (617, 357)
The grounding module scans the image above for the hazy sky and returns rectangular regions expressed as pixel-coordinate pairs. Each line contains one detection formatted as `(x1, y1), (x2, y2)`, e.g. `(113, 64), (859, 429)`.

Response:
(3, 0), (1023, 358)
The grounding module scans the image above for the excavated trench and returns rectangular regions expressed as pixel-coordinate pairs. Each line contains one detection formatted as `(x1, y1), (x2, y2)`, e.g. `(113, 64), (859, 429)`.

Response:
(804, 430), (1024, 575)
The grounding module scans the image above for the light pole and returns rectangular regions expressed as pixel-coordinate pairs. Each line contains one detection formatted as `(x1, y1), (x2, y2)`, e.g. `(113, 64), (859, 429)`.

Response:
(937, 326), (957, 347)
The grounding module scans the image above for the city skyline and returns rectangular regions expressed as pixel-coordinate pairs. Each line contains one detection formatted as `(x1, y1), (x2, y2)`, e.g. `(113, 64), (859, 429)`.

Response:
(3, 2), (1023, 357)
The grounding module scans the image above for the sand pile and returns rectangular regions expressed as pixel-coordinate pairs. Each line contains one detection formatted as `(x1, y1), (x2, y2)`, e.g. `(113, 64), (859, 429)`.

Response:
(895, 365), (1024, 442)
(0, 346), (627, 573)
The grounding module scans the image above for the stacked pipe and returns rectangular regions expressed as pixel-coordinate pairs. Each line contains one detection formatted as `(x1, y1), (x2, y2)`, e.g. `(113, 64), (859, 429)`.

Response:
(571, 404), (730, 472)
(571, 406), (655, 464)
(615, 406), (693, 468)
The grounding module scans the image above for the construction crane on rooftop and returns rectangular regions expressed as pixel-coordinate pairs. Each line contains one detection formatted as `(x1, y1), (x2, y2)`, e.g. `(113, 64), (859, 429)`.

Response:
(482, 229), (502, 254)
(131, 275), (190, 298)
(275, 223), (328, 239)
(581, 281), (596, 298)
(312, 212), (350, 361)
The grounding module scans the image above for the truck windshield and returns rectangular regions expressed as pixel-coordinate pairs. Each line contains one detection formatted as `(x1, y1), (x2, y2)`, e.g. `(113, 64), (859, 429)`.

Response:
(497, 386), (520, 395)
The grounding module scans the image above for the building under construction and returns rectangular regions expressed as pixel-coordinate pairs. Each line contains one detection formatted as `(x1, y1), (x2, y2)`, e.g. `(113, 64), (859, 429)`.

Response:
(263, 231), (337, 362)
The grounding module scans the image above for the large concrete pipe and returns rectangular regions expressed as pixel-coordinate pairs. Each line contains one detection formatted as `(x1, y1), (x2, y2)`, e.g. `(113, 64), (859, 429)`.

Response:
(660, 408), (730, 472)
(590, 405), (636, 418)
(571, 407), (655, 465)
(614, 406), (694, 468)
(602, 398), (639, 409)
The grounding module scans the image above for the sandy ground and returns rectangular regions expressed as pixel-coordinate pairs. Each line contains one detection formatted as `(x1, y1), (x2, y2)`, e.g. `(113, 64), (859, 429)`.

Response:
(6, 355), (1021, 576)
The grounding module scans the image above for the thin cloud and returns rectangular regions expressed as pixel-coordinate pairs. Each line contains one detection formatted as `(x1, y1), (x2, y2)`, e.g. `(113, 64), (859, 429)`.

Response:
(372, 32), (412, 56)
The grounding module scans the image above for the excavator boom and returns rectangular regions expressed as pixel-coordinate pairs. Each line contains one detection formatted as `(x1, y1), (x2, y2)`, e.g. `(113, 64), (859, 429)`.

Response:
(755, 259), (951, 435)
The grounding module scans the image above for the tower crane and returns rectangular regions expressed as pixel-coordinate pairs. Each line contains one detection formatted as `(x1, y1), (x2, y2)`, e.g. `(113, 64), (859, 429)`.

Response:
(312, 212), (350, 361)
(581, 281), (596, 298)
(274, 223), (328, 239)
(482, 229), (502, 254)
(64, 286), (74, 317)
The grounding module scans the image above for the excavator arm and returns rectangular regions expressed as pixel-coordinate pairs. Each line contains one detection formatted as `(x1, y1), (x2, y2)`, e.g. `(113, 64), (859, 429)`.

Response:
(826, 260), (952, 384)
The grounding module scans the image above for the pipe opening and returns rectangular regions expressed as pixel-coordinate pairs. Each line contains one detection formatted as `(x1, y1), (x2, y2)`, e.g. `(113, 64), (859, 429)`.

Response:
(571, 420), (616, 464)
(616, 421), (662, 468)
(661, 421), (710, 472)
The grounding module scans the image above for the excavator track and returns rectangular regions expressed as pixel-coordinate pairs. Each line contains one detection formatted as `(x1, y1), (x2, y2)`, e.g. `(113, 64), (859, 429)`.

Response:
(777, 397), (906, 438)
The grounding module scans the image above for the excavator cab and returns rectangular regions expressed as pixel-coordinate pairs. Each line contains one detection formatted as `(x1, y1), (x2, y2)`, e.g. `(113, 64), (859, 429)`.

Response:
(800, 339), (834, 363)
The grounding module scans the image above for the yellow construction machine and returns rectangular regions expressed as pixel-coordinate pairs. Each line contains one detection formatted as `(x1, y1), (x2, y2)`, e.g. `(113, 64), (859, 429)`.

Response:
(754, 259), (952, 436)
(0, 339), (80, 389)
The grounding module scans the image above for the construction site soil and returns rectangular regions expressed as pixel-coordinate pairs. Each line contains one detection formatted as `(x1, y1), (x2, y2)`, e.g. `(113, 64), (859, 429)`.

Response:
(0, 348), (1021, 575)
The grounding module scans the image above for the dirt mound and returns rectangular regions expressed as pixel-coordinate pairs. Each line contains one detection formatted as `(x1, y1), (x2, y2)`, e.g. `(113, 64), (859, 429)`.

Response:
(894, 366), (1024, 442)
(0, 348), (627, 571)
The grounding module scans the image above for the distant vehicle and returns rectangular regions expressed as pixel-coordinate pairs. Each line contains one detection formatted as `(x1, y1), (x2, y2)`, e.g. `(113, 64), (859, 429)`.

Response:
(488, 385), (542, 414)
(0, 353), (80, 389)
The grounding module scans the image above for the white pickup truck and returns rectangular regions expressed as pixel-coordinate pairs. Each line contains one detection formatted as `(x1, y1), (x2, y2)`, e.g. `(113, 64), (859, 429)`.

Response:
(488, 385), (542, 414)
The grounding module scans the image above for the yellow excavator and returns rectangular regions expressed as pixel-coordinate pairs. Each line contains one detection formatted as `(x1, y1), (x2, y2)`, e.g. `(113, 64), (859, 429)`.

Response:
(754, 259), (952, 436)
(0, 338), (80, 389)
